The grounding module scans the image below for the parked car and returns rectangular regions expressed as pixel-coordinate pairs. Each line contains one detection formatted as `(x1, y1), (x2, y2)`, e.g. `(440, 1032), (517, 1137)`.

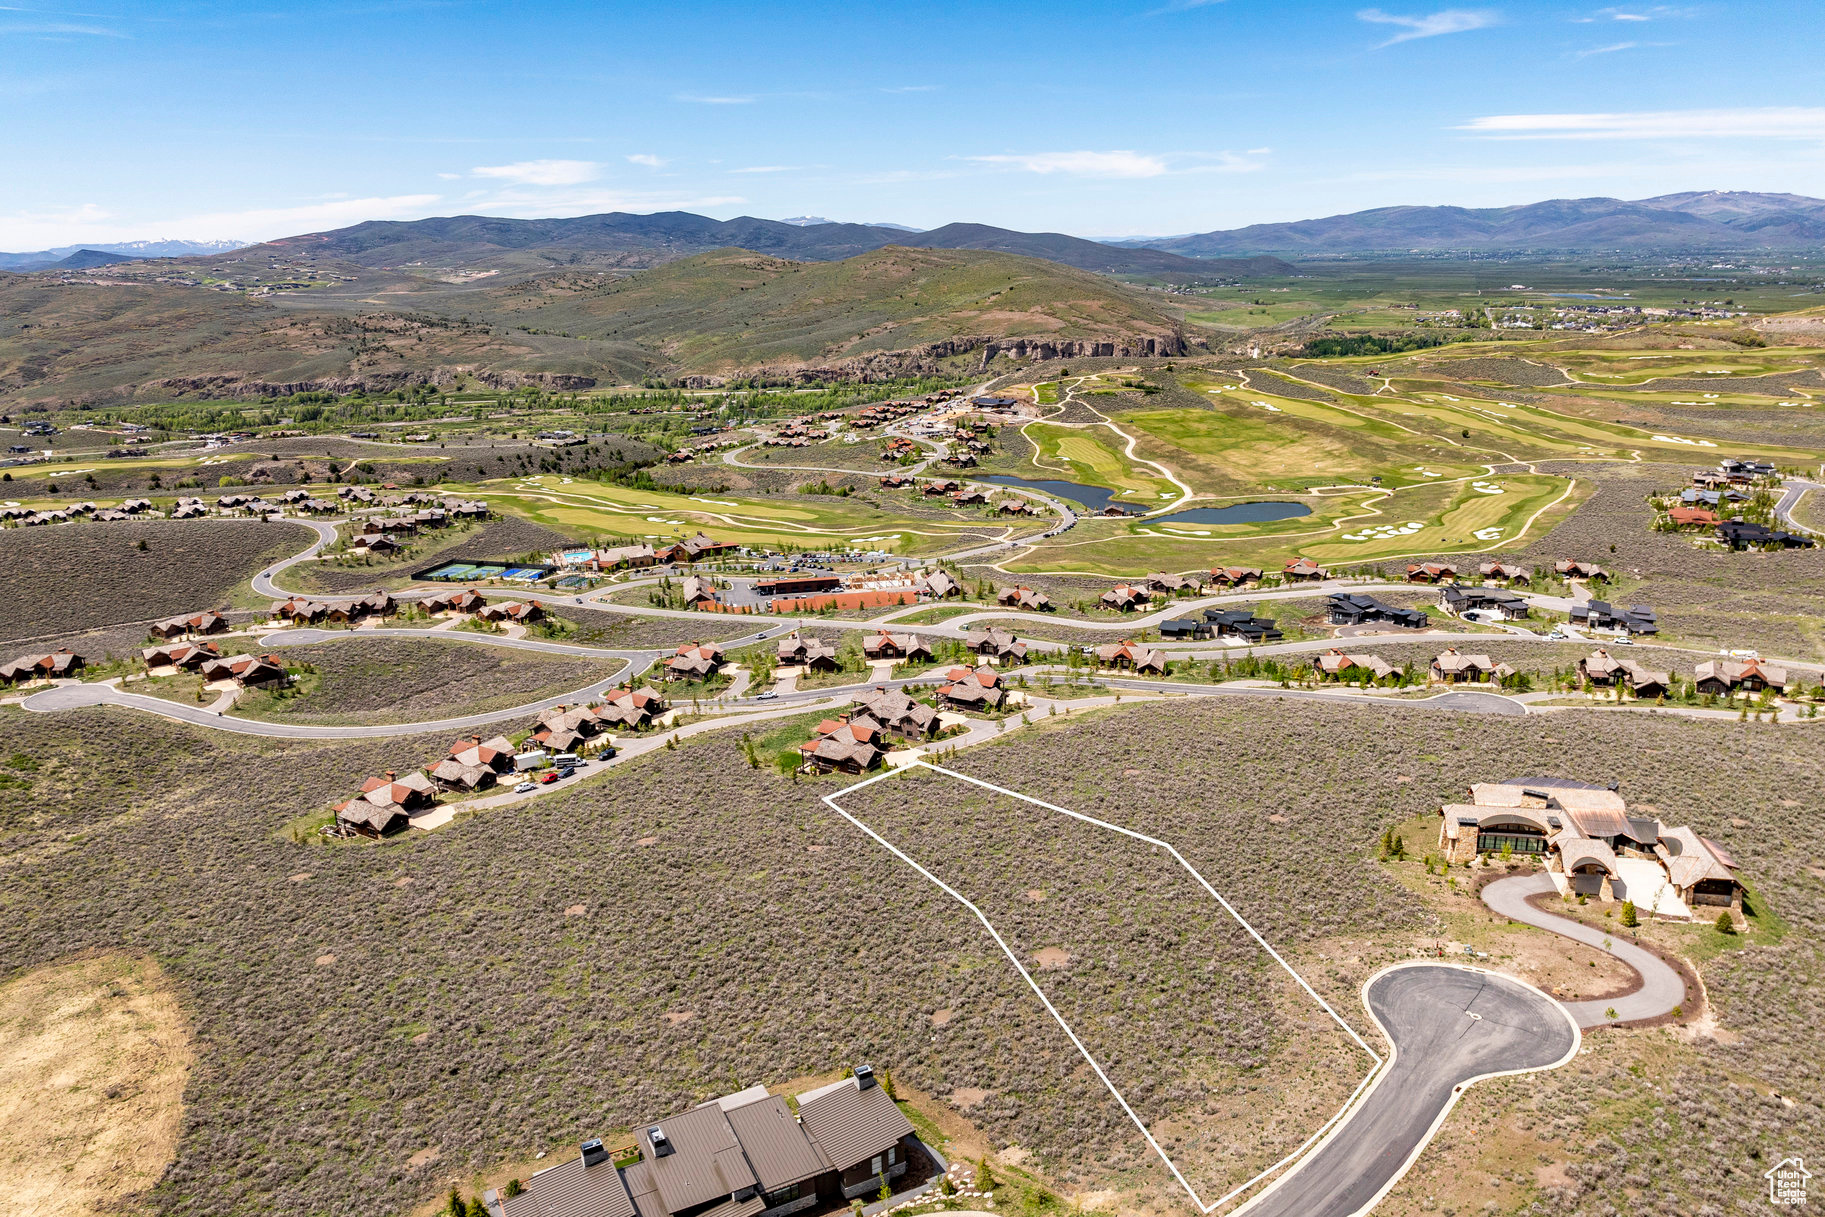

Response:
(536, 771), (560, 784)
(513, 781), (537, 794)
(755, 690), (778, 700)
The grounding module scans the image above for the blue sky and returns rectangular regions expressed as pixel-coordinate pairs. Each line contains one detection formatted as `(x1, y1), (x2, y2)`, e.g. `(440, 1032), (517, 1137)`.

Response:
(4, 0), (1824, 248)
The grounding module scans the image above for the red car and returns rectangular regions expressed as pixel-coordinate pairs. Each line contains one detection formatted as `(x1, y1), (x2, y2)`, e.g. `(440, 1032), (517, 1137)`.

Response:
(536, 771), (560, 784)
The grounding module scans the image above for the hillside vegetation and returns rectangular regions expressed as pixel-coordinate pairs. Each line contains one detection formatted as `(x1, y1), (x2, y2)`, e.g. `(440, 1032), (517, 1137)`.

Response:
(478, 246), (1187, 370)
(0, 247), (1186, 406)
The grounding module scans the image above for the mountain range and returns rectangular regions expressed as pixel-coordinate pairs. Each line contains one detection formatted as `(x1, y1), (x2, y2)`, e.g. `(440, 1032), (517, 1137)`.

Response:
(251, 211), (1291, 278)
(1129, 191), (1825, 256)
(0, 238), (247, 272)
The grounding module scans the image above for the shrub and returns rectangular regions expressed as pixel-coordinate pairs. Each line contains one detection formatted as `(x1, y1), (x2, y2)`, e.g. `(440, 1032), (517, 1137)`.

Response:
(1620, 900), (1638, 928)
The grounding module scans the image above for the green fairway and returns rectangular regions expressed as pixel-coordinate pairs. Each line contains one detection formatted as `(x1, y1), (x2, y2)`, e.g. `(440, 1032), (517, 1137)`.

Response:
(457, 475), (1023, 555)
(1020, 421), (1179, 502)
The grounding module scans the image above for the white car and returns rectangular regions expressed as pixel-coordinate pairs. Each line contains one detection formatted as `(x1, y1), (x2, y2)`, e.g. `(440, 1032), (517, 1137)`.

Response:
(514, 781), (538, 794)
(755, 690), (778, 700)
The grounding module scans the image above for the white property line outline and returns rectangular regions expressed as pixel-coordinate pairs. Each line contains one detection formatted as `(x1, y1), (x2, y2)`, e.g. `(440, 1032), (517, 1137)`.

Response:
(823, 760), (1385, 1214)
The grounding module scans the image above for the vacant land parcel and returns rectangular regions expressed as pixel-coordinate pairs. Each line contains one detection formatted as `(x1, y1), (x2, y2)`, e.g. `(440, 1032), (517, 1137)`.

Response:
(833, 766), (1373, 1211)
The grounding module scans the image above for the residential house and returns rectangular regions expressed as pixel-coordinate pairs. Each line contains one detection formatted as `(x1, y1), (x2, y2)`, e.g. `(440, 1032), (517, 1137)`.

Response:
(149, 610), (228, 639)
(936, 666), (1003, 710)
(1100, 584), (1151, 612)
(879, 474), (914, 489)
(0, 649), (85, 684)
(1159, 617), (1209, 641)
(1555, 559), (1610, 581)
(423, 588), (486, 616)
(335, 770), (438, 838)
(1577, 649), (1671, 698)
(431, 734), (518, 790)
(920, 480), (960, 497)
(141, 641), (220, 671)
(1429, 648), (1513, 684)
(678, 575), (721, 607)
(919, 571), (961, 599)
(1208, 566), (1263, 588)
(1326, 592), (1429, 630)
(798, 719), (885, 774)
(270, 597), (328, 623)
(352, 533), (402, 555)
(996, 499), (1035, 516)
(498, 1068), (918, 1217)
(1694, 657), (1787, 697)
(324, 591), (395, 623)
(1571, 600), (1657, 635)
(964, 627), (1025, 664)
(777, 634), (839, 671)
(598, 686), (668, 729)
(996, 586), (1053, 612)
(949, 489), (987, 506)
(1202, 608), (1284, 642)
(666, 643), (724, 681)
(477, 599), (546, 625)
(1283, 558), (1329, 582)
(1716, 520), (1813, 549)
(1438, 585), (1530, 621)
(1145, 572), (1197, 596)
(1316, 649), (1397, 682)
(1095, 640), (1167, 674)
(851, 687), (939, 740)
(1478, 562), (1533, 585)
(1435, 777), (1742, 917)
(1668, 506), (1722, 529)
(861, 631), (931, 662)
(1406, 562), (1458, 584)
(201, 652), (287, 687)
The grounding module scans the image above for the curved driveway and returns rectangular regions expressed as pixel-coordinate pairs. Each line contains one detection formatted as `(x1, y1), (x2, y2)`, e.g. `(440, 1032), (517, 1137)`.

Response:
(1238, 964), (1579, 1217)
(1481, 873), (1688, 1027)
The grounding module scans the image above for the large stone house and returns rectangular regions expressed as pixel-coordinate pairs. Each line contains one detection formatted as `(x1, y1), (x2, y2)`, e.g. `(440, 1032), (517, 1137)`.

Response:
(1436, 777), (1742, 919)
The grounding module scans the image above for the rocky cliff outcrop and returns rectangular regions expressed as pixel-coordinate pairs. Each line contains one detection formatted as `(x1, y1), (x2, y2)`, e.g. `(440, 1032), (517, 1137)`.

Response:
(672, 332), (1193, 388)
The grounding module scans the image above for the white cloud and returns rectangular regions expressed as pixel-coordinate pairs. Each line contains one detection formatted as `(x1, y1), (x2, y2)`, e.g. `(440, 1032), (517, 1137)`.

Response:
(471, 159), (602, 186)
(969, 150), (1169, 178)
(730, 165), (800, 174)
(1569, 40), (1638, 58)
(625, 153), (664, 167)
(1572, 4), (1694, 21)
(677, 93), (754, 105)
(1457, 107), (1825, 140)
(1356, 7), (1500, 46)
(0, 193), (442, 248)
(879, 84), (938, 93)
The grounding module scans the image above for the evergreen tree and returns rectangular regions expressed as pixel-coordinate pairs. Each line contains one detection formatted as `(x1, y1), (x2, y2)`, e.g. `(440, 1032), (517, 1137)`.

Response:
(1715, 910), (1735, 934)
(1620, 901), (1638, 928)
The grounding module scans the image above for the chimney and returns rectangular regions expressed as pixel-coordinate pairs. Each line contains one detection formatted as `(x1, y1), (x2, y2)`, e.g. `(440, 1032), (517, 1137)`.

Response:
(580, 1138), (608, 1168)
(385, 770), (396, 781)
(853, 1064), (877, 1090)
(473, 735), (482, 746)
(648, 1126), (675, 1158)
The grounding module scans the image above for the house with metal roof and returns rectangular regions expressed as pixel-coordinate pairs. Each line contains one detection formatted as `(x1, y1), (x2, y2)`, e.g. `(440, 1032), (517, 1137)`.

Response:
(496, 1068), (919, 1217)
(1326, 592), (1428, 630)
(1437, 585), (1530, 621)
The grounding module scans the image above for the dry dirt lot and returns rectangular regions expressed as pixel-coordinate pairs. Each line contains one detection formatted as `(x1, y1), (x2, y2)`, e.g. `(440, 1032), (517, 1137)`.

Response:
(0, 954), (192, 1217)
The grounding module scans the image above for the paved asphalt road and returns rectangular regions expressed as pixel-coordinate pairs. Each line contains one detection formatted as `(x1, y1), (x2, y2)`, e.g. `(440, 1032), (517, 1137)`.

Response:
(1239, 964), (1578, 1217)
(1481, 873), (1688, 1027)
